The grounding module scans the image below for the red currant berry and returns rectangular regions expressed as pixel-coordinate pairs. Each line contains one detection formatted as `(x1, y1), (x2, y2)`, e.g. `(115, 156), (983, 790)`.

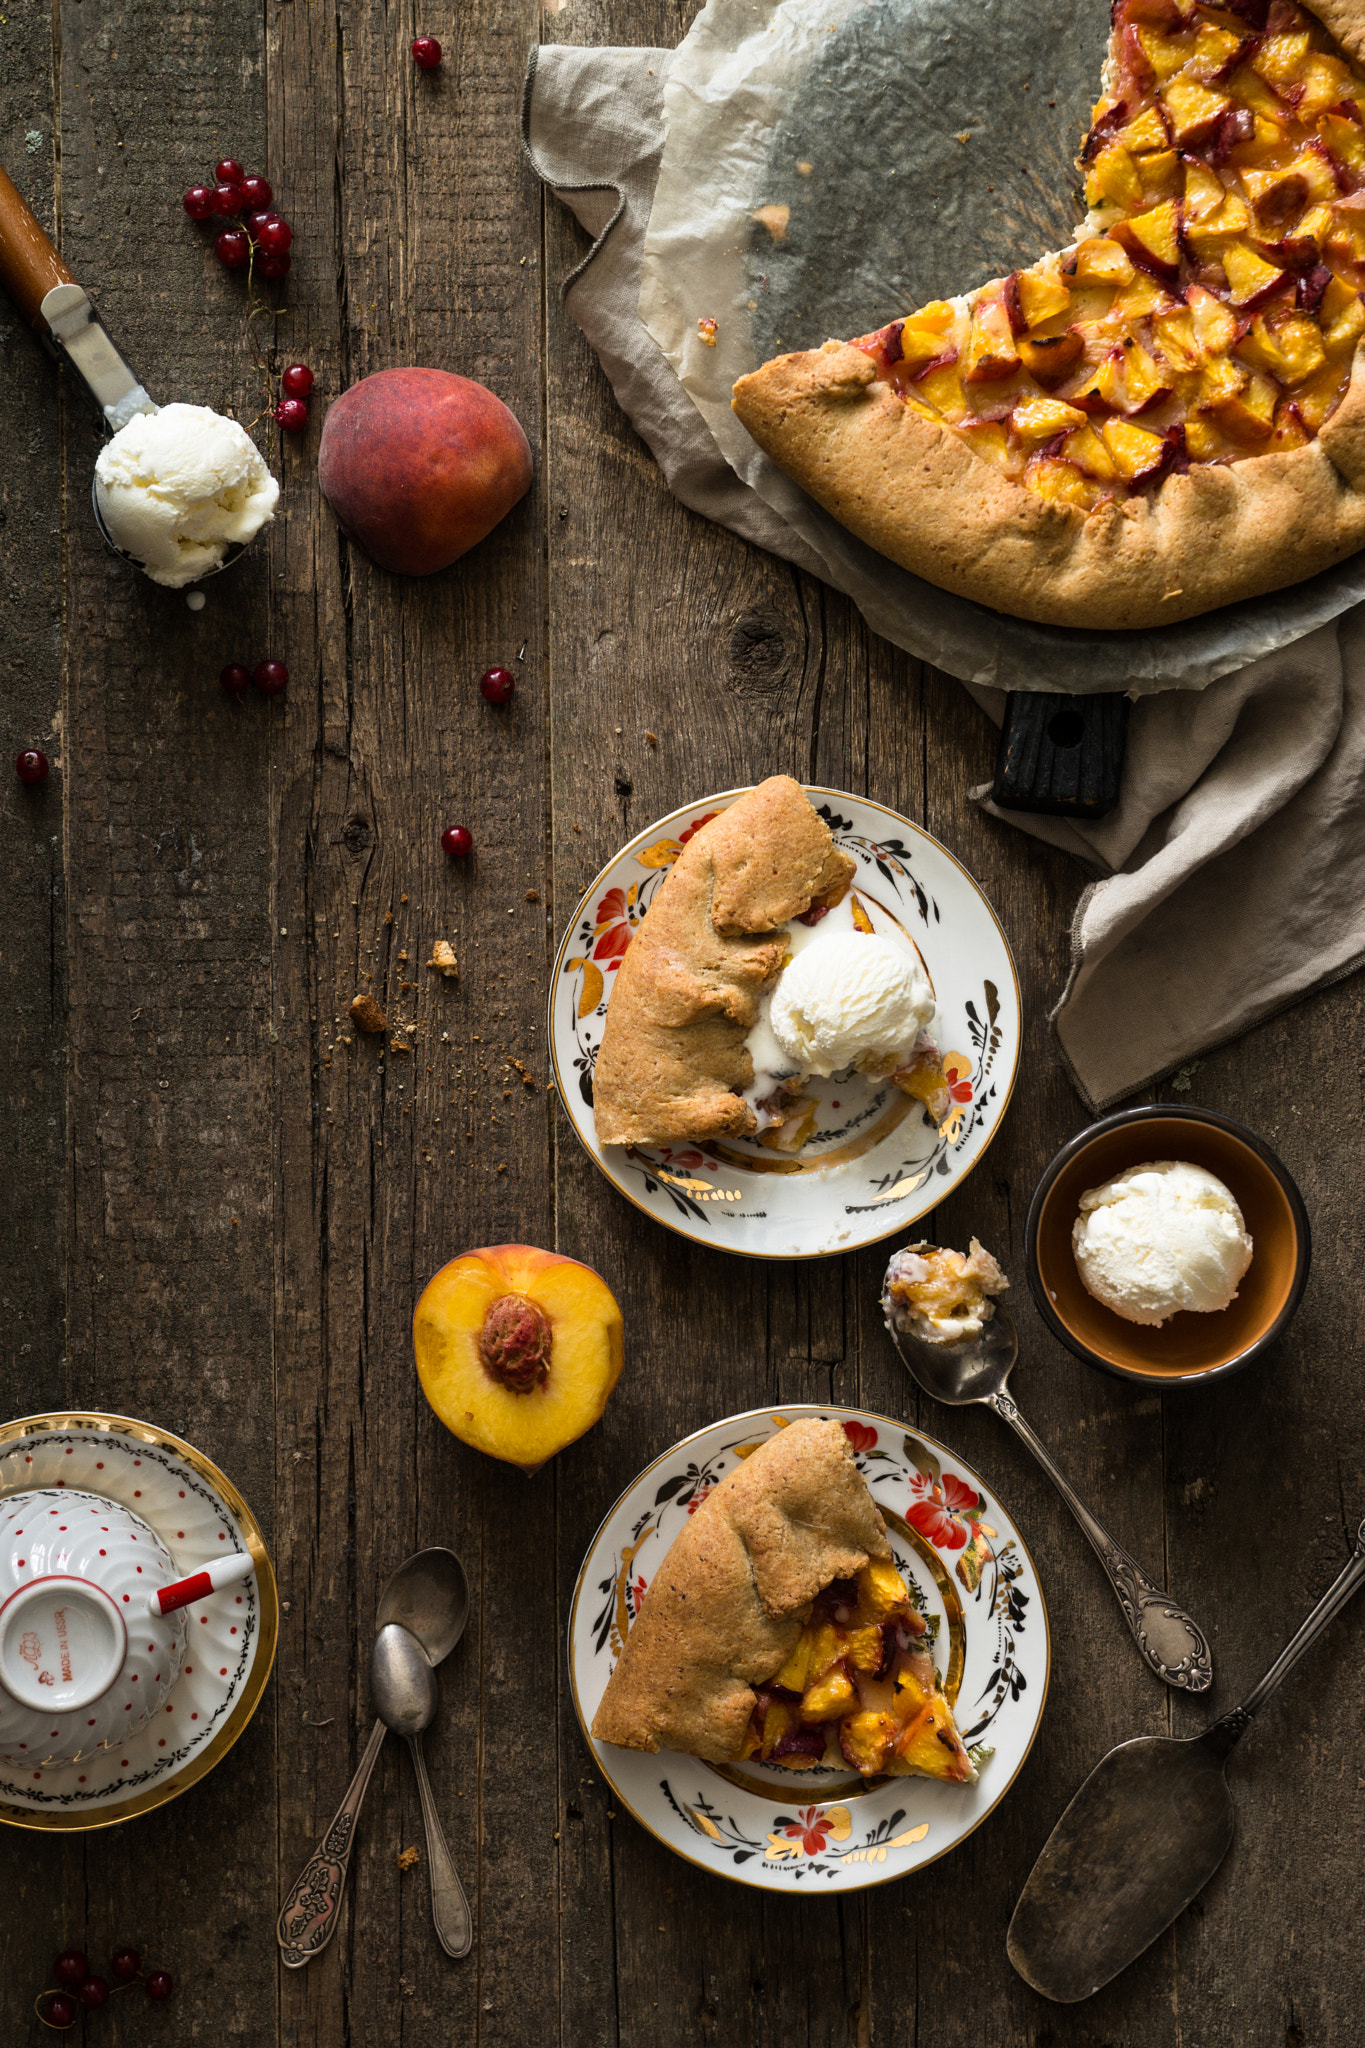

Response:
(79, 1977), (110, 2011)
(243, 209), (276, 240)
(479, 665), (516, 706)
(259, 251), (292, 280)
(281, 362), (314, 398)
(441, 824), (473, 858)
(110, 1947), (141, 1982)
(275, 398), (309, 433)
(215, 229), (250, 270)
(219, 663), (250, 696)
(215, 159), (246, 186)
(145, 1970), (175, 2003)
(53, 1953), (89, 1988)
(239, 173), (273, 210)
(16, 747), (50, 783)
(412, 35), (442, 67)
(259, 216), (292, 255)
(253, 660), (289, 696)
(42, 1992), (78, 2029)
(182, 185), (214, 221)
(210, 181), (243, 217)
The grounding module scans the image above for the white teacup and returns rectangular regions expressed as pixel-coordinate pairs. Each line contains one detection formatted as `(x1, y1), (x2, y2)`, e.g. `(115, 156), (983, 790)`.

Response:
(0, 1488), (190, 1768)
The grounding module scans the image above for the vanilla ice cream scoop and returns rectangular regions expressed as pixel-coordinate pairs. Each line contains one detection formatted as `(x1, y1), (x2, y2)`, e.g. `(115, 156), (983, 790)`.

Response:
(768, 929), (934, 1078)
(1073, 1160), (1253, 1327)
(95, 403), (279, 588)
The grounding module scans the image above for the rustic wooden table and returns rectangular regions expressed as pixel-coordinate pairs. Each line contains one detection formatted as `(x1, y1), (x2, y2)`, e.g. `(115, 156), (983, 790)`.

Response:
(3, 3), (1362, 2043)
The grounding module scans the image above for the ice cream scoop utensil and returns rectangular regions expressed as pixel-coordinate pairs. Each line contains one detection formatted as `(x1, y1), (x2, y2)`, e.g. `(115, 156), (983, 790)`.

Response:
(0, 166), (155, 431)
(276, 1546), (472, 1967)
(1008, 1513), (1365, 2000)
(0, 162), (248, 581)
(371, 1624), (473, 1959)
(882, 1264), (1212, 1692)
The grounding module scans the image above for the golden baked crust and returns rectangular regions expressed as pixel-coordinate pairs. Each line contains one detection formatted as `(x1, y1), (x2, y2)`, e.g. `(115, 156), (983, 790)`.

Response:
(733, 342), (1365, 629)
(732, 0), (1365, 627)
(589, 1418), (890, 1761)
(591, 776), (854, 1146)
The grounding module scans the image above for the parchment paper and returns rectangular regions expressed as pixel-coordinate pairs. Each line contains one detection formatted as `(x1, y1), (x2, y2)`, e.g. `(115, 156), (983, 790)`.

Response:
(640, 0), (1365, 695)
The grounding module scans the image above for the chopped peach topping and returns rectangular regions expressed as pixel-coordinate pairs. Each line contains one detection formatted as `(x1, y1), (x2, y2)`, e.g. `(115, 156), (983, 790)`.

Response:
(1012, 396), (1088, 439)
(861, 0), (1365, 508)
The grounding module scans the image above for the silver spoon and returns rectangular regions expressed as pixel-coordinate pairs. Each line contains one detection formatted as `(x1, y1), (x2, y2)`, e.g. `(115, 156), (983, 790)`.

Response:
(276, 1547), (471, 1967)
(882, 1254), (1212, 1691)
(371, 1623), (472, 1959)
(1009, 1512), (1365, 2001)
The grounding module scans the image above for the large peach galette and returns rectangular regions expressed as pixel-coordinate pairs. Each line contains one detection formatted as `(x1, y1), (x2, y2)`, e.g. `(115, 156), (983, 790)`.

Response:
(592, 777), (953, 1149)
(732, 0), (1365, 626)
(590, 1418), (977, 1783)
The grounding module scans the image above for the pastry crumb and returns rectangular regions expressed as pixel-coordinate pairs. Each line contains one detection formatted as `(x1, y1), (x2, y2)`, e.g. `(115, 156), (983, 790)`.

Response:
(384, 911), (394, 925)
(697, 317), (718, 347)
(525, 888), (540, 902)
(752, 204), (790, 242)
(645, 731), (657, 747)
(427, 939), (459, 978)
(389, 1037), (411, 1055)
(349, 994), (387, 1035)
(797, 161), (813, 176)
(397, 1845), (420, 1871)
(956, 130), (971, 143)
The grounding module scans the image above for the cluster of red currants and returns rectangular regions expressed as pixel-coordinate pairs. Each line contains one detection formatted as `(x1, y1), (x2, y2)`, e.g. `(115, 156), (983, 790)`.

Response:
(38, 1947), (173, 2030)
(183, 158), (294, 281)
(221, 660), (290, 699)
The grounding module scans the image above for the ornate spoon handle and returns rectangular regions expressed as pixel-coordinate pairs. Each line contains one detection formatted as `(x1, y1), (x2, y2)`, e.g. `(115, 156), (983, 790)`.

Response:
(277, 1716), (387, 1968)
(1205, 1514), (1365, 1754)
(991, 1390), (1213, 1693)
(407, 1732), (472, 1958)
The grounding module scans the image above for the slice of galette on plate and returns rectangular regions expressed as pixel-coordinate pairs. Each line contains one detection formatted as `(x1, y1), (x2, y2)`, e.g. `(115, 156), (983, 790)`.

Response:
(589, 1416), (977, 1784)
(590, 775), (954, 1152)
(733, 0), (1365, 628)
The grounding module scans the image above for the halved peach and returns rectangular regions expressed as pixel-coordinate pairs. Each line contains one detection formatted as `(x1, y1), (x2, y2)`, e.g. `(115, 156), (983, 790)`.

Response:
(413, 1245), (624, 1473)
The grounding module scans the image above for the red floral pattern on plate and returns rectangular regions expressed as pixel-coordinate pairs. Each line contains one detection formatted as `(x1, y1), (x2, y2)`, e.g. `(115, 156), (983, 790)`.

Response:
(593, 888), (634, 969)
(942, 1053), (973, 1105)
(779, 1805), (839, 1857)
(842, 1420), (878, 1455)
(906, 1471), (981, 1551)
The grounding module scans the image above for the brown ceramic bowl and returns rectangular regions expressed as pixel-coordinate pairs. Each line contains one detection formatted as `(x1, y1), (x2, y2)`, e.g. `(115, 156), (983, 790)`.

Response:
(1024, 1105), (1310, 1387)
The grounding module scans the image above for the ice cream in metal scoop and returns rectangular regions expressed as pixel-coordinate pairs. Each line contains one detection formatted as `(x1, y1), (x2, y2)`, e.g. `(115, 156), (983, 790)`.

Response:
(0, 165), (276, 585)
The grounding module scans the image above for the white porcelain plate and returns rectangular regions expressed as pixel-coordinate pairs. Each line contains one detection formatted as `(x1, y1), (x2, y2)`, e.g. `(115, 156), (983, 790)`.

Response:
(549, 787), (1020, 1258)
(569, 1405), (1049, 1893)
(0, 1413), (277, 1830)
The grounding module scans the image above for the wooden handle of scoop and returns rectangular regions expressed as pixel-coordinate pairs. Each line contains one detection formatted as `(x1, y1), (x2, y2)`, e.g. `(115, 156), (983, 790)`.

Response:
(0, 166), (75, 328)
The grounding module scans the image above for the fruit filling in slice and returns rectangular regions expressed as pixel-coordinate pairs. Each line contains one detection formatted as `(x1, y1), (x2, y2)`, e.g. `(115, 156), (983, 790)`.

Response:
(739, 1558), (976, 1781)
(850, 0), (1365, 507)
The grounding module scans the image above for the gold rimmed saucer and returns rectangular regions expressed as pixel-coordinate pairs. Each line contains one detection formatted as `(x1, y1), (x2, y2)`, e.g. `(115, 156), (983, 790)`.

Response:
(0, 1412), (277, 1831)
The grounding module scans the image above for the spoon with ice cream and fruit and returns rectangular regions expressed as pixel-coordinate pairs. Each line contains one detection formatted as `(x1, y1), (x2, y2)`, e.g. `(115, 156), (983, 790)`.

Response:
(0, 166), (277, 589)
(881, 1237), (1215, 1691)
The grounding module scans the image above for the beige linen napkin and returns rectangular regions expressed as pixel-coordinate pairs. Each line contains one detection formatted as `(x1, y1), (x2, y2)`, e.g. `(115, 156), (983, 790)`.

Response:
(524, 44), (1365, 1110)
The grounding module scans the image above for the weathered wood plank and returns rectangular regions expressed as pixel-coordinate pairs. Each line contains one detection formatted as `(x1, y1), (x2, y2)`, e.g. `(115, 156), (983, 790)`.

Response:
(50, 0), (282, 2016)
(267, 2), (553, 2045)
(0, 21), (75, 2038)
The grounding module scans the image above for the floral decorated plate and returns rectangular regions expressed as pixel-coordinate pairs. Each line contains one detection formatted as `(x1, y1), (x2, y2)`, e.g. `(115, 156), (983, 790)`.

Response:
(0, 1413), (277, 1830)
(568, 1405), (1048, 1892)
(548, 787), (1019, 1259)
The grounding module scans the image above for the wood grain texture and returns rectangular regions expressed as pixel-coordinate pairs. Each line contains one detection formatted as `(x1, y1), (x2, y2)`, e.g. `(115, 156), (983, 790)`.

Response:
(1, 0), (1363, 2042)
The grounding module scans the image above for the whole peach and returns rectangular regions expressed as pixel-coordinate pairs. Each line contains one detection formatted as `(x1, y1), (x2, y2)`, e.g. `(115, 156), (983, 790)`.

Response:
(317, 367), (533, 575)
